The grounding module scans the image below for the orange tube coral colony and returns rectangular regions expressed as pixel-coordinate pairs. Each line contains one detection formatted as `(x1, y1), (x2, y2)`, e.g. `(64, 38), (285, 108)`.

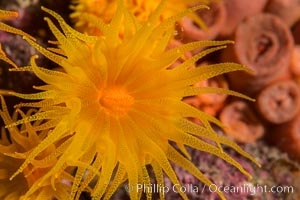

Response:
(0, 1), (260, 200)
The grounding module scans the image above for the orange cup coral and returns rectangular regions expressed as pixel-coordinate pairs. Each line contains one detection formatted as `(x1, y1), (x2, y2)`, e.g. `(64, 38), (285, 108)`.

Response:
(0, 97), (72, 199)
(0, 1), (259, 199)
(70, 0), (209, 34)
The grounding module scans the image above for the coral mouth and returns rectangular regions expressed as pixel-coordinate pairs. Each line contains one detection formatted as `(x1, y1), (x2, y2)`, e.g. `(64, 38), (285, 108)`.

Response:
(100, 87), (134, 116)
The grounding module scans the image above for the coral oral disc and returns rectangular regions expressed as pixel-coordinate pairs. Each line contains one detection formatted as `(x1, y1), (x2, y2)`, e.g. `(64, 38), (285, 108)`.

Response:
(100, 87), (134, 116)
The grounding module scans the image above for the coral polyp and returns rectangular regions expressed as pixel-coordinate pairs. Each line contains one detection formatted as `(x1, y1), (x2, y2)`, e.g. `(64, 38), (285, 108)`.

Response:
(0, 97), (72, 199)
(70, 0), (209, 34)
(0, 1), (259, 200)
